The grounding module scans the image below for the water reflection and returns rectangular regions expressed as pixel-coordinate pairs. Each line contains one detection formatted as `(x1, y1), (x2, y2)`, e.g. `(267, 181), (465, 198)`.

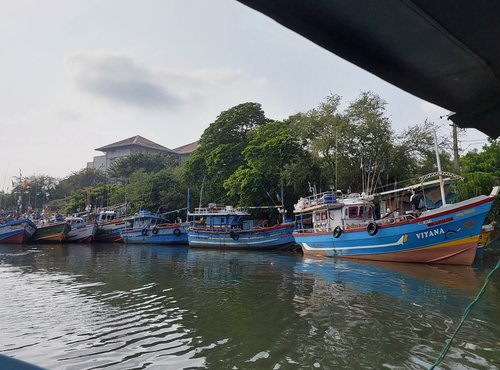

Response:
(0, 244), (498, 369)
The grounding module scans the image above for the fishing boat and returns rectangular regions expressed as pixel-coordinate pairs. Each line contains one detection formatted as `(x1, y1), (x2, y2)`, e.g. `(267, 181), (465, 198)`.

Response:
(121, 210), (188, 245)
(187, 203), (295, 249)
(293, 186), (498, 265)
(66, 217), (97, 243)
(476, 222), (496, 257)
(0, 218), (37, 244)
(94, 211), (126, 242)
(32, 219), (71, 242)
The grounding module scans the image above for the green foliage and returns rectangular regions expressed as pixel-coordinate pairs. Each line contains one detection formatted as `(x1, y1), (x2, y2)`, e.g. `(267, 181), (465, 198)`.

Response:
(184, 102), (268, 204)
(456, 140), (500, 223)
(53, 168), (108, 199)
(123, 168), (188, 214)
(224, 120), (314, 211)
(64, 184), (125, 214)
(109, 152), (178, 179)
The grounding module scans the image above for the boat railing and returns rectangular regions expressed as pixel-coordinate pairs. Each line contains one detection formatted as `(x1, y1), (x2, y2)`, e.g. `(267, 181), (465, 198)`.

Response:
(294, 213), (415, 234)
(191, 205), (247, 214)
(294, 191), (372, 212)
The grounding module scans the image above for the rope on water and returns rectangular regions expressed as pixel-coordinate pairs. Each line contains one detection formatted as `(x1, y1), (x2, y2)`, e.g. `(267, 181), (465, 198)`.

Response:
(428, 259), (500, 370)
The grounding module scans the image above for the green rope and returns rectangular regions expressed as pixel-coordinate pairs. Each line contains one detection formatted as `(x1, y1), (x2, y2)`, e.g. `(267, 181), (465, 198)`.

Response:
(429, 259), (500, 370)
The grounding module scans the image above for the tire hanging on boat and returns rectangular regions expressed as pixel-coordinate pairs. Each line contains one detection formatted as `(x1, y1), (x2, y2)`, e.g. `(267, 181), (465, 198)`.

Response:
(152, 226), (159, 235)
(333, 226), (342, 238)
(141, 228), (148, 236)
(173, 228), (181, 237)
(230, 230), (240, 241)
(367, 222), (379, 236)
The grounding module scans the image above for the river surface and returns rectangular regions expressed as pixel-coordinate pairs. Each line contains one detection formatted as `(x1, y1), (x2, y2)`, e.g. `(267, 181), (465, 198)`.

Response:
(0, 243), (499, 370)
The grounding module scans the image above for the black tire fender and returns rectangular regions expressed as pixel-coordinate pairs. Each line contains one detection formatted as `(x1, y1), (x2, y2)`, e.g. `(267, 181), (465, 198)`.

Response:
(367, 222), (379, 236)
(230, 230), (240, 241)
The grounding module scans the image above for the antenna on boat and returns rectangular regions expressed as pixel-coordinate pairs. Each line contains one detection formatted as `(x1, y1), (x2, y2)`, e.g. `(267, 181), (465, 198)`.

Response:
(433, 130), (447, 206)
(198, 176), (206, 209)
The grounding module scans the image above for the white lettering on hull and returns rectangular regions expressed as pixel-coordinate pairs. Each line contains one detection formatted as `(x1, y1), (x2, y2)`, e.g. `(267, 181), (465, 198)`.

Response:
(415, 228), (445, 239)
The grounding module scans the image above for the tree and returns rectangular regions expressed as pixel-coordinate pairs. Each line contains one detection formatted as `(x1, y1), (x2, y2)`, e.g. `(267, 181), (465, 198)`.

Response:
(184, 102), (268, 205)
(53, 168), (108, 199)
(289, 94), (348, 190)
(455, 139), (499, 223)
(109, 152), (178, 179)
(224, 120), (317, 213)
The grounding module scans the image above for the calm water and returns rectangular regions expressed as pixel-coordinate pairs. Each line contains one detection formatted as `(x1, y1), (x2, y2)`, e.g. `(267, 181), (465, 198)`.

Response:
(0, 243), (499, 370)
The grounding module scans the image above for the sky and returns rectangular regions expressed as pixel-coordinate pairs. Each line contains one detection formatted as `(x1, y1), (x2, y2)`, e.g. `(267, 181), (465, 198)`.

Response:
(0, 0), (490, 191)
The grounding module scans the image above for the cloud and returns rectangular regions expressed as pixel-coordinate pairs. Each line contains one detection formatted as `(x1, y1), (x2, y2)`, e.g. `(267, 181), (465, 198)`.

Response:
(68, 53), (182, 110)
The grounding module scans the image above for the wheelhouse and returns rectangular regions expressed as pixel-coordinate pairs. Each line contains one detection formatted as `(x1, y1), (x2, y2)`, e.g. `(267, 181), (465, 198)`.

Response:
(294, 191), (375, 233)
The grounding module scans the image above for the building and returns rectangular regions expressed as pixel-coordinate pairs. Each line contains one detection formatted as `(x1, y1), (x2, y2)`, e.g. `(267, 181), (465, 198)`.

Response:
(87, 135), (198, 170)
(172, 141), (200, 164)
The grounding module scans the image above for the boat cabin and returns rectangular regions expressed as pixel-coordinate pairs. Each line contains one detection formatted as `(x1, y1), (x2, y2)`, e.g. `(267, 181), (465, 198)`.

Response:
(97, 211), (117, 224)
(124, 210), (168, 230)
(67, 217), (88, 229)
(188, 204), (253, 230)
(294, 192), (375, 232)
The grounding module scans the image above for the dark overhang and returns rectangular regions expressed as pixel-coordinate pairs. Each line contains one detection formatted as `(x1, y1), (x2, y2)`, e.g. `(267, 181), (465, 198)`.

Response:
(237, 0), (500, 139)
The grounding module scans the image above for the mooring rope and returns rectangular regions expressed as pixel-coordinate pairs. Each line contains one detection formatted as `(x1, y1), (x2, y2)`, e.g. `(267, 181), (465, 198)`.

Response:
(428, 259), (500, 369)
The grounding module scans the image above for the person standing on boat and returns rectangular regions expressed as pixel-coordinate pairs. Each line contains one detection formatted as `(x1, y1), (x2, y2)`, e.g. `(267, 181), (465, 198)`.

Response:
(410, 190), (425, 211)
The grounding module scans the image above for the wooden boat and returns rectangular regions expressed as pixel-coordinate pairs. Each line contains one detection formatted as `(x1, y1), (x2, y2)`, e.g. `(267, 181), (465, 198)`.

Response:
(121, 210), (188, 245)
(66, 217), (97, 243)
(293, 187), (498, 265)
(0, 218), (37, 244)
(187, 204), (295, 249)
(94, 211), (126, 242)
(32, 220), (70, 242)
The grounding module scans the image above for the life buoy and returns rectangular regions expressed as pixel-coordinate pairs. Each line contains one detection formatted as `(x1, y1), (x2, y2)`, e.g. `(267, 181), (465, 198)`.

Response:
(230, 230), (240, 241)
(333, 226), (342, 238)
(173, 228), (181, 237)
(141, 228), (148, 236)
(367, 222), (378, 236)
(152, 227), (159, 235)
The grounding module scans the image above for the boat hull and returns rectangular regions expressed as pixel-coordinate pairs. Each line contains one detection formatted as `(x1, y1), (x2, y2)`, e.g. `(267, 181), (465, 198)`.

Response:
(67, 223), (97, 243)
(122, 224), (189, 245)
(188, 223), (296, 250)
(294, 195), (494, 265)
(32, 222), (70, 243)
(0, 219), (37, 244)
(94, 220), (125, 243)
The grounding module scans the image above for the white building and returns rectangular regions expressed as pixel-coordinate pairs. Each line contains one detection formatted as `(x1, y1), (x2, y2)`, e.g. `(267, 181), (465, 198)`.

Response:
(87, 135), (198, 170)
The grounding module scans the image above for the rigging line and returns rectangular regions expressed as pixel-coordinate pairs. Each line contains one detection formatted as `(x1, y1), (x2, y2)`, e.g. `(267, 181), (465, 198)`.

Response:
(428, 259), (500, 370)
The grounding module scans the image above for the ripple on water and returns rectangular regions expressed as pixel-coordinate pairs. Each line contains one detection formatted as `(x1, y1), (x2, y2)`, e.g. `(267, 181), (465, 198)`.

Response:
(0, 264), (203, 369)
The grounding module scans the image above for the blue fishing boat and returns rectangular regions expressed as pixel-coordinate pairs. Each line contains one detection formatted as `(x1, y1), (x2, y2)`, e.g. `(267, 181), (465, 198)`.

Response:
(187, 204), (295, 249)
(293, 187), (498, 265)
(121, 210), (188, 245)
(0, 218), (37, 244)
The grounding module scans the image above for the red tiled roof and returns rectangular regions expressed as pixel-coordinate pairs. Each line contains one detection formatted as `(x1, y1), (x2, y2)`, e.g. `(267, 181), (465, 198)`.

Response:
(95, 135), (175, 153)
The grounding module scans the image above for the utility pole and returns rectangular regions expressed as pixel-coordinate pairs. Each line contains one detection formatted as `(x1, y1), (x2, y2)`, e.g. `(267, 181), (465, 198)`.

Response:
(451, 123), (460, 172)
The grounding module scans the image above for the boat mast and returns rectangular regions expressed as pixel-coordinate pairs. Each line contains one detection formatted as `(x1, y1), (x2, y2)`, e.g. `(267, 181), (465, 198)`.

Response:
(433, 130), (447, 206)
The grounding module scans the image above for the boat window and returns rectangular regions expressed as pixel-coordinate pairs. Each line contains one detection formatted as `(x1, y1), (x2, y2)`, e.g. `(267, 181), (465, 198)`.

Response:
(348, 207), (358, 218)
(314, 213), (320, 221)
(320, 212), (327, 220)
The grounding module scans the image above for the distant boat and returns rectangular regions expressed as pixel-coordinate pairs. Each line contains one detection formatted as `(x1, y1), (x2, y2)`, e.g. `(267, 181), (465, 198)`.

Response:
(0, 218), (37, 244)
(187, 204), (295, 250)
(66, 216), (97, 243)
(32, 220), (70, 243)
(293, 187), (498, 265)
(121, 210), (188, 245)
(94, 211), (126, 243)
